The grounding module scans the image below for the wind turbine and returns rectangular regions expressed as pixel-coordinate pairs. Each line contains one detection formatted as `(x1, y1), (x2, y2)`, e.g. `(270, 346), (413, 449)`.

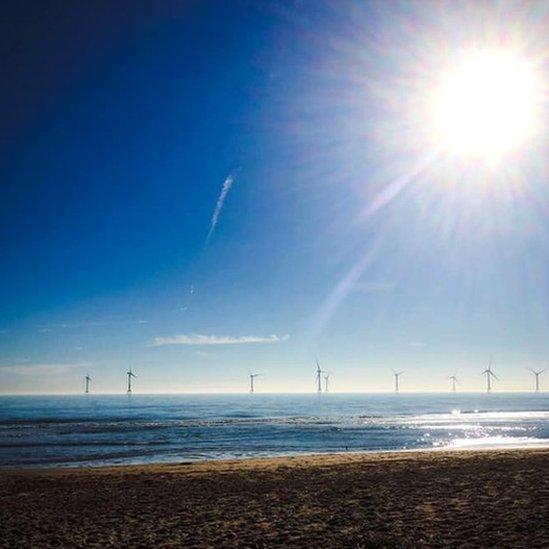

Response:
(528, 368), (546, 393)
(449, 374), (458, 393)
(249, 372), (262, 393)
(126, 368), (137, 394)
(84, 375), (92, 394)
(315, 360), (324, 393)
(324, 373), (330, 393)
(393, 370), (404, 393)
(482, 358), (498, 393)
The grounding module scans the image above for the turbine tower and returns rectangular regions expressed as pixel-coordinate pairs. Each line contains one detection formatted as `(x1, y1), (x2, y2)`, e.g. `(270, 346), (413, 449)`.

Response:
(393, 370), (404, 393)
(449, 374), (458, 393)
(84, 375), (91, 394)
(324, 373), (330, 393)
(528, 368), (546, 392)
(126, 368), (137, 394)
(249, 372), (262, 393)
(315, 360), (324, 393)
(482, 358), (498, 393)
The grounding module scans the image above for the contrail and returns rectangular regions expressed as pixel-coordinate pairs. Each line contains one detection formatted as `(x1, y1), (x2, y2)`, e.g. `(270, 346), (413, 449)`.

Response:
(205, 173), (235, 246)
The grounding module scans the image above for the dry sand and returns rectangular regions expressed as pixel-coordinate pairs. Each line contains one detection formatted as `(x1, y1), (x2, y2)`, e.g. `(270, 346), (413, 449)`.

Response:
(1, 448), (548, 548)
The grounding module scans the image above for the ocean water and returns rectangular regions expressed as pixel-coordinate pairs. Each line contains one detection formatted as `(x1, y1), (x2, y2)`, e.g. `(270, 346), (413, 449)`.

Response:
(0, 393), (548, 468)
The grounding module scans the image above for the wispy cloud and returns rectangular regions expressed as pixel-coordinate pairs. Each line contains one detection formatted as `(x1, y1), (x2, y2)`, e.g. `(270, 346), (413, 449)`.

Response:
(37, 319), (146, 332)
(205, 173), (236, 245)
(152, 334), (289, 347)
(0, 363), (88, 376)
(37, 321), (105, 332)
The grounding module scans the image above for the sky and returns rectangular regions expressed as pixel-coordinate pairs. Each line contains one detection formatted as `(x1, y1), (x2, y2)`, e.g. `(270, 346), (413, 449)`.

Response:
(0, 0), (548, 394)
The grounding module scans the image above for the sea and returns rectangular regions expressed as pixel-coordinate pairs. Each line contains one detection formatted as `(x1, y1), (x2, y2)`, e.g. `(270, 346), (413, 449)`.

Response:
(0, 393), (548, 468)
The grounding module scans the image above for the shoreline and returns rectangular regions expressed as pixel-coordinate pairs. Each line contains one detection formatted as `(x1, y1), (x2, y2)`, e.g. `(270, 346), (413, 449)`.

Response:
(3, 441), (549, 472)
(2, 448), (548, 547)
(2, 445), (547, 473)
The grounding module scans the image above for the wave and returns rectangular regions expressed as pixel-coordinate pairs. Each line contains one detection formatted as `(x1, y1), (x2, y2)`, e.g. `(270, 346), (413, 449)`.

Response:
(1, 398), (548, 468)
(1, 409), (549, 432)
(0, 439), (173, 448)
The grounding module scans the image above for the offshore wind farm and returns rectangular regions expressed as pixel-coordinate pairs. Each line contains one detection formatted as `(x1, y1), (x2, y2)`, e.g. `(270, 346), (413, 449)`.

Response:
(76, 360), (547, 396)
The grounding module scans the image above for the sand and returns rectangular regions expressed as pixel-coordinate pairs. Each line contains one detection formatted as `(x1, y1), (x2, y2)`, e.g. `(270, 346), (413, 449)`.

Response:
(1, 448), (548, 548)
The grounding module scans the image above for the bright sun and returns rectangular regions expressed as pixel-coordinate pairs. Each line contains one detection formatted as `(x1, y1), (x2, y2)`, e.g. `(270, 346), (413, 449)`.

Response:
(432, 51), (540, 160)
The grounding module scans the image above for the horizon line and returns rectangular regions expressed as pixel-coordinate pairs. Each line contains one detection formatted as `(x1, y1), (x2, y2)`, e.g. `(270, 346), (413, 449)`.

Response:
(0, 390), (545, 397)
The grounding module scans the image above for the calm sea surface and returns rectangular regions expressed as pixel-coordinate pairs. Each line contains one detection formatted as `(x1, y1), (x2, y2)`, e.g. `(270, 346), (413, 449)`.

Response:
(0, 393), (548, 468)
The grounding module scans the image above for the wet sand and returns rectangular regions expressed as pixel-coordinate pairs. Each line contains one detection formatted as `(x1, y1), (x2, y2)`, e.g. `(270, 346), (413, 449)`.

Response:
(1, 448), (548, 548)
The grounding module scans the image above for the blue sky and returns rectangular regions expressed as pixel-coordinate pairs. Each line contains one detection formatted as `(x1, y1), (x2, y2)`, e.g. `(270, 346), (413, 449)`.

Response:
(1, 1), (548, 393)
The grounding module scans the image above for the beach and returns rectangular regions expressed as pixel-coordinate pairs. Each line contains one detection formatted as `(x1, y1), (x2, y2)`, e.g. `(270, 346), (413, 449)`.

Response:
(1, 448), (548, 548)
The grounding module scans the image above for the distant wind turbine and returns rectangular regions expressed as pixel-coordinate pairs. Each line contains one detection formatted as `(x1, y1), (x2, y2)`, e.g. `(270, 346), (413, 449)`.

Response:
(528, 368), (546, 393)
(393, 370), (404, 393)
(324, 373), (330, 393)
(449, 374), (458, 393)
(126, 368), (137, 394)
(84, 375), (91, 394)
(249, 372), (262, 393)
(315, 360), (324, 393)
(482, 358), (498, 393)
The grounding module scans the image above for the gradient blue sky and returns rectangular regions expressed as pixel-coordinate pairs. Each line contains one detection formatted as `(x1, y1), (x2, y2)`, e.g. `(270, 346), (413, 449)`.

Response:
(1, 0), (548, 393)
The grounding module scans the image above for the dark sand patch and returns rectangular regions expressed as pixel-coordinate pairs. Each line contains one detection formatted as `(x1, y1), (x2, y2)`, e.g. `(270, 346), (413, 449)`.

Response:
(1, 449), (548, 547)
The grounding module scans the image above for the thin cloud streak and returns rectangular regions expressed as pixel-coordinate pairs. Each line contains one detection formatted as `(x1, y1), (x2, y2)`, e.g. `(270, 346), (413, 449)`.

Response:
(36, 319), (147, 332)
(205, 173), (235, 245)
(0, 363), (88, 375)
(152, 334), (289, 346)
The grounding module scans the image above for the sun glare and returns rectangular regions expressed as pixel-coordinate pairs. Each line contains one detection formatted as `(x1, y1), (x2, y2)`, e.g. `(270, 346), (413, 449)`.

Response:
(432, 51), (540, 161)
